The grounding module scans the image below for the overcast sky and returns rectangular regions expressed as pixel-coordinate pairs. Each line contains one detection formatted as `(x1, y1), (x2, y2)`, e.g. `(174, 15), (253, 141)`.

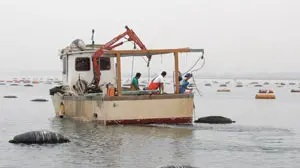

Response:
(0, 0), (299, 75)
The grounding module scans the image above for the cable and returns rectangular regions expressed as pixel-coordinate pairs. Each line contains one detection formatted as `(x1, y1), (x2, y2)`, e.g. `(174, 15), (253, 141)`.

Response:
(172, 52), (205, 95)
(148, 66), (150, 84)
(191, 55), (205, 74)
(182, 51), (205, 75)
(189, 56), (205, 96)
(191, 73), (203, 96)
(190, 55), (205, 96)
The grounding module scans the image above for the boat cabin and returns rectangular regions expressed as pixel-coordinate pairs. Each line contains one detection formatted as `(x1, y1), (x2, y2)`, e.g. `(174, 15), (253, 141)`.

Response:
(59, 41), (117, 89)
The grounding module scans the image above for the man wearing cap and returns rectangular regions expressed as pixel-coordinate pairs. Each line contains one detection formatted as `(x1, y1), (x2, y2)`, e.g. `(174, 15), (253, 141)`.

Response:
(179, 73), (193, 94)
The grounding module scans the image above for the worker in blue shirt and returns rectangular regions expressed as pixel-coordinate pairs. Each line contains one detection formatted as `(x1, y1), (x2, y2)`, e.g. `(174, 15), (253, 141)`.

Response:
(179, 73), (193, 94)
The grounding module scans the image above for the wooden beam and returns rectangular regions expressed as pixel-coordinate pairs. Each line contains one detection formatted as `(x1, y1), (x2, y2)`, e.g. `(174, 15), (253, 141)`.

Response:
(102, 48), (204, 58)
(107, 48), (190, 54)
(174, 52), (180, 94)
(59, 48), (204, 58)
(116, 53), (122, 96)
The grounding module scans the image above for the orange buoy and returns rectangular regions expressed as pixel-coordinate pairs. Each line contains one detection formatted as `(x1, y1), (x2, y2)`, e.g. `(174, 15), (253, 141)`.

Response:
(255, 93), (276, 99)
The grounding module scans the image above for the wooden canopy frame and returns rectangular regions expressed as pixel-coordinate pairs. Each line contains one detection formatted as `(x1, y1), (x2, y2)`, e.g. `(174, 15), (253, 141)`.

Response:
(102, 48), (204, 96)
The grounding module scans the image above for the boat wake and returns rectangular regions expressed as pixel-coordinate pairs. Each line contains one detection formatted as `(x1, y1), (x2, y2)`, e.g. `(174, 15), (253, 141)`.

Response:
(141, 123), (293, 135)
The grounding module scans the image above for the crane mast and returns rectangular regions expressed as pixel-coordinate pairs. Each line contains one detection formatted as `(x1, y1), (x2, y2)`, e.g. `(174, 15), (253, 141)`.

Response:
(91, 26), (150, 89)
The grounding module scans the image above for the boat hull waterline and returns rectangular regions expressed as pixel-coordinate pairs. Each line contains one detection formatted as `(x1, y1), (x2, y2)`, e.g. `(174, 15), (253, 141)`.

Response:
(52, 94), (194, 125)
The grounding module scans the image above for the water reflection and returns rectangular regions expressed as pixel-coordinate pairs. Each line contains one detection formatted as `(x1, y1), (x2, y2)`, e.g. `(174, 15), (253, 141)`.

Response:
(50, 117), (195, 167)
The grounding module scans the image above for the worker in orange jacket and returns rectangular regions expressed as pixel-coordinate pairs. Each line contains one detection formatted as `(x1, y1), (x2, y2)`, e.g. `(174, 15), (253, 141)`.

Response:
(147, 71), (167, 94)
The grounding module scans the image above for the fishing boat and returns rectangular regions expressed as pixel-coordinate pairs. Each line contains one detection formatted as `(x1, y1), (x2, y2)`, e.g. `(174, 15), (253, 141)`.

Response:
(217, 88), (231, 92)
(291, 89), (300, 93)
(254, 84), (262, 87)
(219, 84), (227, 87)
(32, 80), (39, 84)
(255, 89), (275, 99)
(258, 89), (274, 94)
(44, 81), (52, 85)
(10, 83), (19, 86)
(49, 26), (204, 125)
(23, 80), (30, 84)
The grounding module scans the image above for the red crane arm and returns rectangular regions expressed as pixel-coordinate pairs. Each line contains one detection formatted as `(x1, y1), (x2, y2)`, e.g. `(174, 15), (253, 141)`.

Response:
(91, 26), (149, 88)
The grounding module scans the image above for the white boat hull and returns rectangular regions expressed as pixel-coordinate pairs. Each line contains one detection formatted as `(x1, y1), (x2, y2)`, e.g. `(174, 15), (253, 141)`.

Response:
(51, 94), (194, 125)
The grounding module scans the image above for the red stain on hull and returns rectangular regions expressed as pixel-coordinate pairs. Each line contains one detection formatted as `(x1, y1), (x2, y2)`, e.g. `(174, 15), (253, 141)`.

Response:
(97, 117), (192, 125)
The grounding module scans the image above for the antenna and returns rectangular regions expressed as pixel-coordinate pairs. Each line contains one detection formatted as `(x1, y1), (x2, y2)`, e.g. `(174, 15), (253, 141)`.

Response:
(91, 29), (95, 49)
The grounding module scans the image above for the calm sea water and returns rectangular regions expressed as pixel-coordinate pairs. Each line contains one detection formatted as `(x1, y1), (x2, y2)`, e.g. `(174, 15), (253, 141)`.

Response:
(1, 78), (300, 168)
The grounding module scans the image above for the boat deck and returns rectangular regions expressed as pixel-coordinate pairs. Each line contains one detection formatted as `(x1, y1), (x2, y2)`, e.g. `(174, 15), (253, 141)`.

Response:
(62, 93), (194, 101)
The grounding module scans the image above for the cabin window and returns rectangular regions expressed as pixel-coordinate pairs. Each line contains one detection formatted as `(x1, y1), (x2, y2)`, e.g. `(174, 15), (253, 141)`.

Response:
(62, 57), (67, 74)
(98, 57), (111, 71)
(75, 57), (90, 71)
